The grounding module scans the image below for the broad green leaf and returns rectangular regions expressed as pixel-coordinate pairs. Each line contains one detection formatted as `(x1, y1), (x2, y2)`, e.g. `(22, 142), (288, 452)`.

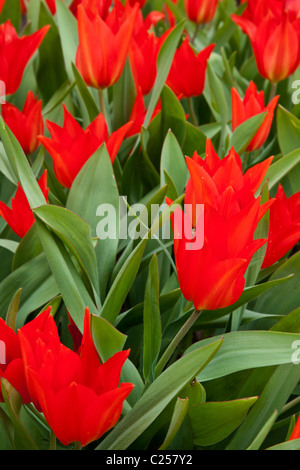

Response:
(71, 63), (100, 121)
(91, 314), (127, 362)
(161, 130), (188, 198)
(5, 288), (22, 332)
(35, 218), (98, 332)
(95, 338), (223, 450)
(67, 145), (119, 301)
(266, 438), (300, 450)
(259, 148), (300, 194)
(34, 204), (100, 304)
(56, 0), (78, 80)
(190, 397), (258, 447)
(247, 410), (279, 450)
(160, 85), (186, 146)
(143, 255), (162, 385)
(227, 364), (300, 450)
(277, 105), (300, 155)
(184, 330), (300, 382)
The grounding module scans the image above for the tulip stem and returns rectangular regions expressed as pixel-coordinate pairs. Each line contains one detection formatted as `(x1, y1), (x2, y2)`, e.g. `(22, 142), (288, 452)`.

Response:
(188, 97), (198, 126)
(74, 442), (82, 450)
(50, 430), (56, 450)
(98, 88), (107, 122)
(269, 82), (277, 102)
(154, 309), (202, 378)
(191, 24), (200, 44)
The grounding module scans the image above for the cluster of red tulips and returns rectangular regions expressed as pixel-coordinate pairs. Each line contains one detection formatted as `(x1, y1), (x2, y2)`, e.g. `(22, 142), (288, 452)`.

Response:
(0, 0), (299, 452)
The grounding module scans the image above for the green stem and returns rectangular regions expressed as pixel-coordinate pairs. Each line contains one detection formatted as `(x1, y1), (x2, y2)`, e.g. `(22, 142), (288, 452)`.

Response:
(155, 309), (202, 378)
(74, 442), (82, 450)
(269, 82), (278, 102)
(50, 430), (56, 450)
(191, 24), (200, 44)
(243, 150), (251, 169)
(98, 88), (107, 122)
(280, 396), (300, 415)
(188, 97), (198, 126)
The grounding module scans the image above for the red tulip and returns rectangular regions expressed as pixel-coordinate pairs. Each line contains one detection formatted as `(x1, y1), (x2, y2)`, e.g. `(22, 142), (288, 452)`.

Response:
(75, 2), (138, 89)
(289, 414), (300, 440)
(166, 37), (215, 99)
(262, 184), (300, 268)
(39, 105), (131, 189)
(168, 140), (273, 311)
(232, 2), (300, 83)
(0, 318), (31, 403)
(128, 0), (147, 7)
(129, 25), (169, 95)
(18, 307), (134, 447)
(2, 91), (44, 155)
(184, 0), (219, 24)
(0, 171), (49, 238)
(71, 0), (112, 18)
(231, 81), (279, 151)
(0, 21), (50, 95)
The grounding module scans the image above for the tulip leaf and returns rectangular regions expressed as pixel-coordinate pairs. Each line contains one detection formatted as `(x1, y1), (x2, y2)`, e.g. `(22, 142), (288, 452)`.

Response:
(5, 288), (22, 332)
(56, 0), (78, 80)
(246, 410), (278, 450)
(143, 19), (185, 130)
(184, 330), (300, 382)
(143, 254), (162, 385)
(96, 338), (223, 450)
(0, 0), (20, 30)
(35, 218), (99, 332)
(230, 112), (267, 154)
(66, 144), (119, 302)
(259, 147), (300, 194)
(266, 439), (300, 451)
(161, 130), (188, 198)
(182, 121), (207, 157)
(0, 117), (46, 208)
(91, 314), (127, 363)
(160, 85), (187, 146)
(33, 204), (100, 306)
(189, 397), (258, 447)
(158, 398), (189, 450)
(226, 363), (300, 450)
(71, 63), (100, 121)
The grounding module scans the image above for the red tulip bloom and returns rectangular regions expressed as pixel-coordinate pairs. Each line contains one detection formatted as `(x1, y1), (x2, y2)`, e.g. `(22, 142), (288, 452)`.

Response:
(18, 307), (134, 447)
(231, 81), (279, 151)
(0, 318), (31, 403)
(289, 414), (300, 440)
(184, 0), (219, 24)
(75, 2), (138, 89)
(129, 26), (169, 95)
(166, 37), (215, 99)
(0, 171), (49, 238)
(127, 86), (161, 137)
(2, 91), (44, 155)
(39, 105), (131, 189)
(128, 0), (147, 7)
(0, 21), (50, 95)
(168, 140), (273, 311)
(262, 185), (300, 268)
(232, 3), (300, 83)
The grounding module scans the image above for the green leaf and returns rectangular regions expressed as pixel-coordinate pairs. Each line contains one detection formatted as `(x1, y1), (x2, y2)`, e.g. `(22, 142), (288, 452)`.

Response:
(5, 288), (22, 332)
(67, 145), (119, 302)
(277, 105), (300, 155)
(35, 218), (98, 332)
(230, 112), (267, 154)
(71, 63), (100, 121)
(91, 314), (127, 363)
(56, 0), (78, 80)
(266, 438), (300, 451)
(143, 20), (185, 130)
(159, 398), (189, 450)
(247, 410), (278, 450)
(259, 148), (300, 193)
(184, 330), (300, 382)
(33, 204), (100, 304)
(190, 397), (258, 447)
(226, 364), (300, 450)
(161, 130), (188, 198)
(143, 255), (162, 385)
(160, 85), (186, 146)
(95, 338), (223, 450)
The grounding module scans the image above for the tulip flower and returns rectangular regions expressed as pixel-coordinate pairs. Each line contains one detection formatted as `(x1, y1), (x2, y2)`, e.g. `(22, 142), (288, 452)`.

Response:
(289, 414), (300, 440)
(18, 307), (134, 447)
(129, 25), (169, 95)
(232, 3), (300, 83)
(0, 171), (49, 238)
(168, 140), (273, 311)
(0, 21), (50, 95)
(0, 318), (31, 403)
(75, 2), (138, 90)
(2, 91), (44, 155)
(262, 185), (300, 268)
(39, 104), (131, 189)
(128, 0), (147, 7)
(231, 81), (279, 151)
(184, 0), (219, 24)
(166, 37), (215, 99)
